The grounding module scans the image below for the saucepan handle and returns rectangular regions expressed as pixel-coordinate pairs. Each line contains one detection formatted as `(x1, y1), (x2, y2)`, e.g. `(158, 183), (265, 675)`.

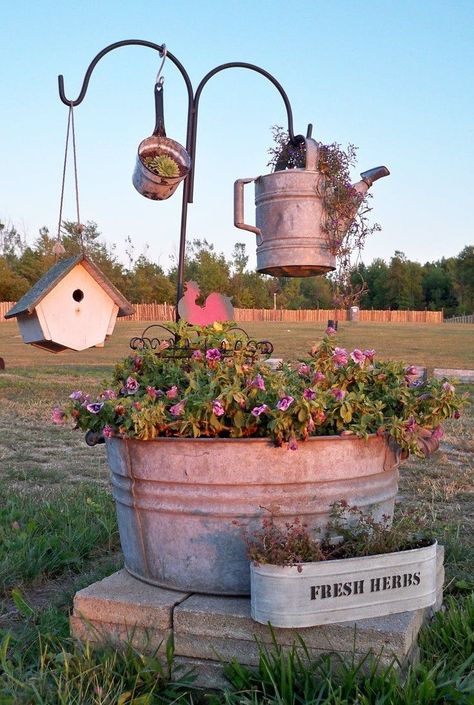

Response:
(234, 178), (262, 237)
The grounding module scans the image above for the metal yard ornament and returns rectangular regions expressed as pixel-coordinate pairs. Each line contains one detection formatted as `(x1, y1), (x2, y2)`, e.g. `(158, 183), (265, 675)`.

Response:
(177, 281), (234, 325)
(57, 39), (390, 324)
(235, 139), (389, 277)
(132, 46), (192, 201)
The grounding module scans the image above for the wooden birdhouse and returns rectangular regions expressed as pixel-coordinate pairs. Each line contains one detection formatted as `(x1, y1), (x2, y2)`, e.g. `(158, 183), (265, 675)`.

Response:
(4, 254), (135, 352)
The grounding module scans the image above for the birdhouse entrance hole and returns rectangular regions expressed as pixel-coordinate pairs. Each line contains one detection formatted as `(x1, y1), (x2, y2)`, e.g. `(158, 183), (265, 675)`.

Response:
(72, 289), (84, 302)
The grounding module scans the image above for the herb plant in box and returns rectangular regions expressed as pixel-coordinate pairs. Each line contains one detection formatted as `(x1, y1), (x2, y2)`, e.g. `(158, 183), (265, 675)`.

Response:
(247, 503), (439, 627)
(55, 322), (465, 596)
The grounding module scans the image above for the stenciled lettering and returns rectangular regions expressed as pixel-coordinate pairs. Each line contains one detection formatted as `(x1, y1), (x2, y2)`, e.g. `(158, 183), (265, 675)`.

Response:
(310, 571), (422, 602)
(310, 579), (364, 600)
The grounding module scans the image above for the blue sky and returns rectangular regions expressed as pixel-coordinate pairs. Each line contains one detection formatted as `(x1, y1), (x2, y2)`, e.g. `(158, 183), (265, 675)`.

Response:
(1, 0), (473, 273)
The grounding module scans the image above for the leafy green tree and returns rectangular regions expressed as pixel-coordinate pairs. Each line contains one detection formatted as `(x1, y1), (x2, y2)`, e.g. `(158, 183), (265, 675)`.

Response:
(387, 251), (423, 310)
(124, 255), (175, 303)
(0, 258), (30, 300)
(455, 245), (474, 313)
(356, 258), (388, 310)
(422, 262), (458, 314)
(299, 276), (333, 309)
(0, 221), (24, 263)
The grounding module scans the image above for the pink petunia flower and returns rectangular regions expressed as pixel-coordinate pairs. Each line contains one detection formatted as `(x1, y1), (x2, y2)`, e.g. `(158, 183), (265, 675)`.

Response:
(251, 374), (266, 391)
(192, 350), (203, 361)
(125, 376), (140, 394)
(86, 402), (104, 414)
(69, 390), (84, 401)
(276, 396), (294, 411)
(102, 425), (114, 439)
(100, 389), (117, 400)
(442, 382), (455, 394)
(350, 349), (365, 366)
(312, 370), (325, 383)
(52, 407), (66, 424)
(363, 349), (376, 362)
(404, 366), (419, 386)
(287, 436), (298, 451)
(169, 401), (185, 416)
(212, 400), (225, 417)
(330, 388), (346, 401)
(251, 404), (269, 417)
(206, 348), (221, 362)
(332, 347), (348, 367)
(297, 363), (310, 377)
(303, 388), (316, 401)
(325, 326), (337, 336)
(166, 385), (178, 400)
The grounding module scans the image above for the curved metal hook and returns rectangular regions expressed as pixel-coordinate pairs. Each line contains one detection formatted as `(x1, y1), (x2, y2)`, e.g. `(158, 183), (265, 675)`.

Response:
(155, 43), (167, 87)
(57, 39), (193, 108)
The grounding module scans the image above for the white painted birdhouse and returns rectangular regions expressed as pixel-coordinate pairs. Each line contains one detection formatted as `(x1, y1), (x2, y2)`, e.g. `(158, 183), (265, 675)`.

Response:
(4, 254), (134, 352)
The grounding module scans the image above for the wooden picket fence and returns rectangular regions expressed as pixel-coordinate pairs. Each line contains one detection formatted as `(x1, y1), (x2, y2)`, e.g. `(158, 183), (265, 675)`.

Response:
(0, 300), (444, 324)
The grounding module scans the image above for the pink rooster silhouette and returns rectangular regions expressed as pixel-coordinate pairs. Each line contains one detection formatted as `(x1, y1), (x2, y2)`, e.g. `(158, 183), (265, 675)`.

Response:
(177, 281), (234, 325)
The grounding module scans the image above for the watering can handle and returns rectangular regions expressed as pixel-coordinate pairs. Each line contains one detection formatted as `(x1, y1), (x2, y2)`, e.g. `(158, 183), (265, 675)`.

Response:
(153, 82), (166, 137)
(305, 138), (319, 171)
(234, 178), (262, 237)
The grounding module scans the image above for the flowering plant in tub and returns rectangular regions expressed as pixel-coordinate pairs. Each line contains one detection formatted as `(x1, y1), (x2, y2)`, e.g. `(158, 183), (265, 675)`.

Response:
(57, 321), (464, 456)
(53, 321), (465, 595)
(247, 503), (439, 627)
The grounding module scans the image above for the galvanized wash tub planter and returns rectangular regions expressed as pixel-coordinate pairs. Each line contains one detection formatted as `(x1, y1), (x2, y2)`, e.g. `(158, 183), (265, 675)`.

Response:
(250, 541), (438, 627)
(106, 433), (403, 596)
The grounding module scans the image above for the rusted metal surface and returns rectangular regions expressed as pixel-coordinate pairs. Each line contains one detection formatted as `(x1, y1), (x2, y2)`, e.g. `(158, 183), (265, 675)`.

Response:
(106, 434), (402, 595)
(234, 139), (334, 277)
(250, 542), (438, 627)
(132, 134), (191, 201)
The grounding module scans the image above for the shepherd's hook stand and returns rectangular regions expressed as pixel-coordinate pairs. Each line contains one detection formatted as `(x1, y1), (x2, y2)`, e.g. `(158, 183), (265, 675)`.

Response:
(58, 39), (311, 316)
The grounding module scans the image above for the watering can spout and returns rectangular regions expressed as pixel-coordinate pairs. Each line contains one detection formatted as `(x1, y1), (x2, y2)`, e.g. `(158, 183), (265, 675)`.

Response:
(359, 166), (390, 188)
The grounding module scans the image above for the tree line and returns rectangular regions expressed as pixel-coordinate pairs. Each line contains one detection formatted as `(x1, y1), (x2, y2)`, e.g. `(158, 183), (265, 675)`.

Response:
(0, 220), (472, 316)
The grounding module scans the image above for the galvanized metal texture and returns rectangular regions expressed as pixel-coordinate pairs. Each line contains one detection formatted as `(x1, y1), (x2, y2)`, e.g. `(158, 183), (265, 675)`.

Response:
(106, 434), (401, 595)
(132, 134), (191, 201)
(234, 138), (336, 277)
(250, 541), (437, 627)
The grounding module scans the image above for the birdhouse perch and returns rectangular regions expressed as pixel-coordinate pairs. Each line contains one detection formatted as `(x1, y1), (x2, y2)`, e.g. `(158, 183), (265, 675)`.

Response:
(4, 254), (134, 352)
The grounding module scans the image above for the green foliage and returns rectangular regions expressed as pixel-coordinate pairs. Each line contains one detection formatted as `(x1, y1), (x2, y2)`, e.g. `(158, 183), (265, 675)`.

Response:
(0, 629), (192, 705)
(58, 324), (467, 454)
(224, 595), (474, 704)
(143, 154), (180, 177)
(0, 484), (118, 595)
(245, 504), (433, 567)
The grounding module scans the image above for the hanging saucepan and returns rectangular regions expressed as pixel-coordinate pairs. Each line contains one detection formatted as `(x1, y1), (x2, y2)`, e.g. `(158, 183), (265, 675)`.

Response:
(132, 81), (191, 200)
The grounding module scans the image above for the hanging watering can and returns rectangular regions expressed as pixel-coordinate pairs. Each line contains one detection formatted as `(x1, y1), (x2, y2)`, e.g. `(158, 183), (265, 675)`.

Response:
(234, 138), (389, 277)
(133, 82), (191, 201)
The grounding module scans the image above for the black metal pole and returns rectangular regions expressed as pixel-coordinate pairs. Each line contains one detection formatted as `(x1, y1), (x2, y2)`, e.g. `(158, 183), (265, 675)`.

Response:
(57, 40), (301, 321)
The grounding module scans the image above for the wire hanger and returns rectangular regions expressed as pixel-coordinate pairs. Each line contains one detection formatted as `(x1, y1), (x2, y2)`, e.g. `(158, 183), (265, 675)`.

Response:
(54, 104), (83, 257)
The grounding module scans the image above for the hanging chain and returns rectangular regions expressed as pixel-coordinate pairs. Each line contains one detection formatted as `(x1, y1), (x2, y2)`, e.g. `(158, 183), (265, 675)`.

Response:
(54, 104), (83, 258)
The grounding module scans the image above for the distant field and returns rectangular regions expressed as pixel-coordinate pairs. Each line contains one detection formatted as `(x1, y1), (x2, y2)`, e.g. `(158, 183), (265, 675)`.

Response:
(1, 319), (473, 373)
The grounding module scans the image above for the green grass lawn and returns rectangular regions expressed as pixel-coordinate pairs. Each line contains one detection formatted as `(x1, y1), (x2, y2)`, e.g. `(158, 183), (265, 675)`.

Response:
(1, 319), (473, 371)
(0, 319), (472, 703)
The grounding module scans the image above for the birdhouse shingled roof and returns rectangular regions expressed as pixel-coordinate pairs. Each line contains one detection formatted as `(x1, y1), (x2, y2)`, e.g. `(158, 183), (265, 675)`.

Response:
(4, 254), (135, 319)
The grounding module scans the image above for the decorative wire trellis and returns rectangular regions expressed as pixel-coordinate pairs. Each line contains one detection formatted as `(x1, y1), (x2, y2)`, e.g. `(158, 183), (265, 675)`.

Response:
(129, 324), (273, 360)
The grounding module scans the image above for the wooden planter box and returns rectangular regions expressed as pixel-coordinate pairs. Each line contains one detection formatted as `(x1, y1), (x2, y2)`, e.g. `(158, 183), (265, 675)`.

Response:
(250, 541), (437, 627)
